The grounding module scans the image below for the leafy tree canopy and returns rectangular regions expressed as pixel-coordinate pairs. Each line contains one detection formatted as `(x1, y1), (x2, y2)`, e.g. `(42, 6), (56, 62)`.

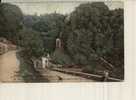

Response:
(18, 28), (44, 58)
(63, 2), (124, 79)
(32, 13), (65, 52)
(0, 3), (23, 41)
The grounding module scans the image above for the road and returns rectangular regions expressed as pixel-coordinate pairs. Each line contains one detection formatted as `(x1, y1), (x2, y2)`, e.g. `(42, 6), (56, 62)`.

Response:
(38, 69), (94, 82)
(0, 50), (22, 82)
(0, 50), (93, 82)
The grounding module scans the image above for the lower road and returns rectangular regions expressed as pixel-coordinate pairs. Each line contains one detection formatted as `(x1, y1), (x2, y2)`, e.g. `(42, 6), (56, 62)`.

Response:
(0, 50), (94, 82)
(49, 70), (94, 82)
(37, 69), (94, 82)
(0, 50), (22, 82)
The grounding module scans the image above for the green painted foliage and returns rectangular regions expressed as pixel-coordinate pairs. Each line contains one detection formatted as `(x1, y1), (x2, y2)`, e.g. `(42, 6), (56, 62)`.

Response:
(18, 28), (44, 58)
(0, 3), (23, 41)
(63, 2), (124, 79)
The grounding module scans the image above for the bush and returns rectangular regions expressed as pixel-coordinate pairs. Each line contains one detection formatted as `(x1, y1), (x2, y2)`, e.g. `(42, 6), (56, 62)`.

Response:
(17, 51), (49, 82)
(51, 49), (73, 65)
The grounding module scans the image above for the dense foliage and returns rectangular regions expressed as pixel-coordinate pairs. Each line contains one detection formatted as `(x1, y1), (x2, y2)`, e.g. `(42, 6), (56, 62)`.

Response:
(23, 15), (39, 28)
(17, 28), (44, 58)
(62, 2), (124, 79)
(0, 3), (23, 42)
(0, 2), (124, 79)
(33, 13), (65, 52)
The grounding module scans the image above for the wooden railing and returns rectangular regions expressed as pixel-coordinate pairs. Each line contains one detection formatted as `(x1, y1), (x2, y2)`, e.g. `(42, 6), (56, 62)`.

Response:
(51, 68), (123, 82)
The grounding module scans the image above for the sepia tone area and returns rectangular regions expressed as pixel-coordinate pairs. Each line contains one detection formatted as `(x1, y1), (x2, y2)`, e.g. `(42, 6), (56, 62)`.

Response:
(0, 1), (124, 82)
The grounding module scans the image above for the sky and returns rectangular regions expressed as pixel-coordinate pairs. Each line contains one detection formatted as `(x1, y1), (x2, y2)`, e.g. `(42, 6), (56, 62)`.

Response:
(2, 0), (124, 15)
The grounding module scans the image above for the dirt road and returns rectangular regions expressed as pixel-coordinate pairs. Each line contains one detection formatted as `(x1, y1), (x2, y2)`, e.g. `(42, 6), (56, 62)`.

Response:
(49, 70), (94, 82)
(38, 69), (94, 82)
(0, 50), (93, 83)
(0, 50), (22, 82)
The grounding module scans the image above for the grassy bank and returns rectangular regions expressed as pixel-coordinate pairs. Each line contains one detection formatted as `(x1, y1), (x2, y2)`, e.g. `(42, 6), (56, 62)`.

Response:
(16, 51), (49, 82)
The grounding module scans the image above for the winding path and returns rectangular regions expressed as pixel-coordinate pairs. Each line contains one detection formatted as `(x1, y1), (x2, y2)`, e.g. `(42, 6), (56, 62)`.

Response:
(0, 50), (22, 82)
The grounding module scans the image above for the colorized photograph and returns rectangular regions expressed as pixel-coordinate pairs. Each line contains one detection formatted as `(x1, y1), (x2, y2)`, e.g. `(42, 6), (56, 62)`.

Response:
(0, 0), (124, 82)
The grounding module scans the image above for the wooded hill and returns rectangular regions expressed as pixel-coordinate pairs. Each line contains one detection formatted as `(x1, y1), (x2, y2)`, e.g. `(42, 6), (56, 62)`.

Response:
(0, 2), (124, 79)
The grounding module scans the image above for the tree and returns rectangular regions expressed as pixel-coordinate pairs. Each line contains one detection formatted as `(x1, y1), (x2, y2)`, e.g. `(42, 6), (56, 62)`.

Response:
(66, 2), (109, 63)
(18, 28), (44, 58)
(0, 3), (23, 42)
(32, 13), (65, 53)
(62, 2), (124, 79)
(23, 15), (39, 28)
